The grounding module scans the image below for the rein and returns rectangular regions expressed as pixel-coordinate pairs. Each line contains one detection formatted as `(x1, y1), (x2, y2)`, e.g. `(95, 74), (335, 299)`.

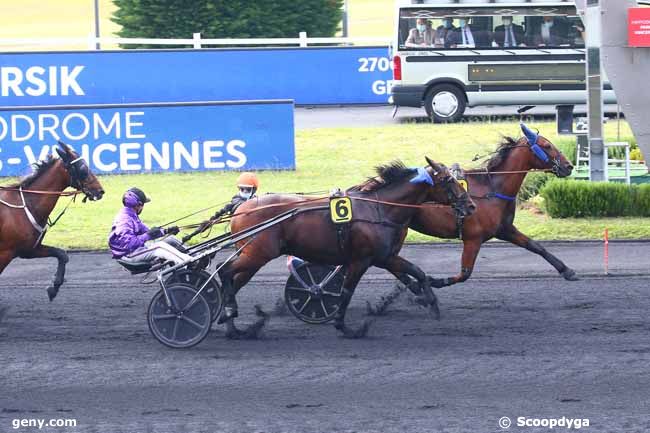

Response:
(180, 193), (451, 232)
(159, 202), (229, 228)
(464, 168), (553, 176)
(350, 196), (449, 209)
(0, 186), (81, 196)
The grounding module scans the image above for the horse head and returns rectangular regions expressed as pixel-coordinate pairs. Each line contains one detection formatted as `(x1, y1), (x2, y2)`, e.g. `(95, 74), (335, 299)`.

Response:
(55, 142), (105, 201)
(520, 123), (573, 177)
(424, 156), (476, 217)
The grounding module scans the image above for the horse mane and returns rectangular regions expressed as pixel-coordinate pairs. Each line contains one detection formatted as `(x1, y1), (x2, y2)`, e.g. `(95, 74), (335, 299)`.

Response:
(466, 136), (520, 173)
(9, 155), (58, 188)
(349, 160), (417, 192)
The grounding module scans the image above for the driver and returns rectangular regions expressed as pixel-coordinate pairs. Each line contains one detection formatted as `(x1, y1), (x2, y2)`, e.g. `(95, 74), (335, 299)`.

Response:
(109, 187), (190, 266)
(182, 172), (260, 243)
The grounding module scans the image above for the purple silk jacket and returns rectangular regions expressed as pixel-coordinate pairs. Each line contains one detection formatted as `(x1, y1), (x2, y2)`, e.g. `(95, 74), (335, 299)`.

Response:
(108, 207), (151, 258)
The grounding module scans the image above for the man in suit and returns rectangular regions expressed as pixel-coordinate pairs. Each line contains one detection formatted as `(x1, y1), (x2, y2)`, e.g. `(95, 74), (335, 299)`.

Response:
(493, 16), (526, 48)
(532, 16), (571, 46)
(433, 18), (456, 48)
(446, 17), (491, 48)
(405, 18), (434, 47)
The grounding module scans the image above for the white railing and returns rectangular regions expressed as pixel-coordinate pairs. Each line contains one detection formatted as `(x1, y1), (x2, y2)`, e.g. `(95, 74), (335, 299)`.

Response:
(0, 32), (391, 51)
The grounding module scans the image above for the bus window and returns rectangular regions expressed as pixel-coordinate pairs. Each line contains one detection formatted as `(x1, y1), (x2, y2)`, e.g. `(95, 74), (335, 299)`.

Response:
(525, 16), (585, 47)
(397, 6), (585, 50)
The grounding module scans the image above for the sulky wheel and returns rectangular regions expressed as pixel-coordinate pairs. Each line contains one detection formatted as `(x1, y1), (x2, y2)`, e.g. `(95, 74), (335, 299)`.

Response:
(284, 262), (345, 324)
(165, 269), (223, 323)
(147, 283), (212, 349)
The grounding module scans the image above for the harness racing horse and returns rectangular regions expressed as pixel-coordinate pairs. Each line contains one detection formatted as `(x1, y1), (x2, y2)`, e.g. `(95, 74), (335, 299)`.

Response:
(401, 124), (575, 289)
(0, 143), (104, 301)
(218, 158), (476, 338)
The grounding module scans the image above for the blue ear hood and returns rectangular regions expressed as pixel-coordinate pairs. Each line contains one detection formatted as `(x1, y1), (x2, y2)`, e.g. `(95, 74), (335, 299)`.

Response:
(410, 167), (435, 185)
(520, 123), (538, 145)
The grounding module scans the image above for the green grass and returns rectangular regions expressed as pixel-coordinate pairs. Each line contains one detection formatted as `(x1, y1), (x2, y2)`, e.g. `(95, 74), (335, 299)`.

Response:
(5, 120), (647, 250)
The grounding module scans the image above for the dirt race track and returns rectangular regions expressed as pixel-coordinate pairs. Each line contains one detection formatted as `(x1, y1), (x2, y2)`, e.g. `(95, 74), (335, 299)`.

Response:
(1, 242), (650, 433)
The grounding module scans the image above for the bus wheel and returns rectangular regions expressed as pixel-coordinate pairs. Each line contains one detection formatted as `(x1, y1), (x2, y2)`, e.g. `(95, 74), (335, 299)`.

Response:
(424, 84), (466, 123)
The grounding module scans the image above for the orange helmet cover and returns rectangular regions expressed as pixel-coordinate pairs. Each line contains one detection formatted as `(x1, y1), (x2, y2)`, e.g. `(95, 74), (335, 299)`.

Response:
(236, 172), (259, 188)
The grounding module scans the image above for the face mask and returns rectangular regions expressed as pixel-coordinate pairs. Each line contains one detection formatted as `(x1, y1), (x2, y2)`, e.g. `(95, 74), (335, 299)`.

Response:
(443, 19), (452, 29)
(239, 189), (253, 200)
(416, 24), (426, 33)
(459, 19), (467, 28)
(503, 18), (512, 26)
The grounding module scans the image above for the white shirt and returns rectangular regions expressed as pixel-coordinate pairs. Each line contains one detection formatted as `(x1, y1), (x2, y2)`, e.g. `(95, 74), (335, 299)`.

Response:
(541, 25), (551, 44)
(460, 26), (475, 47)
(504, 25), (516, 47)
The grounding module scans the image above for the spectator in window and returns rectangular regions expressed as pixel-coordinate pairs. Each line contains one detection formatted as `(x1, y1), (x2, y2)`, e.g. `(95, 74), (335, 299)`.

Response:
(494, 16), (526, 48)
(446, 17), (491, 48)
(532, 16), (570, 46)
(405, 18), (434, 47)
(434, 18), (456, 48)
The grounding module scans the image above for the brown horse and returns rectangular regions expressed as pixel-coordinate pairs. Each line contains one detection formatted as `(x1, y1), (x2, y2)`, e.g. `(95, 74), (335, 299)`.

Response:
(0, 143), (104, 301)
(217, 157), (476, 338)
(400, 124), (575, 288)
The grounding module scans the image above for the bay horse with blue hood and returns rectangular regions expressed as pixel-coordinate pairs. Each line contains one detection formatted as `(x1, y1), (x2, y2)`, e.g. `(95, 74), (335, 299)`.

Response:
(387, 124), (576, 290)
(217, 157), (476, 338)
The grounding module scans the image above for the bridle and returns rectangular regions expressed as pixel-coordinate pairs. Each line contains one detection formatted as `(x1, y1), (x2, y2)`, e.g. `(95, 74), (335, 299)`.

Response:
(63, 156), (93, 199)
(525, 137), (563, 176)
(430, 167), (473, 217)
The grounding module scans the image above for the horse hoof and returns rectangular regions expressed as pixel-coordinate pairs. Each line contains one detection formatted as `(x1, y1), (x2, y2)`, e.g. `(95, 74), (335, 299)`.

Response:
(429, 302), (441, 320)
(217, 306), (238, 324)
(414, 295), (429, 307)
(336, 319), (373, 339)
(406, 280), (422, 296)
(46, 286), (58, 302)
(562, 269), (580, 281)
(225, 328), (243, 340)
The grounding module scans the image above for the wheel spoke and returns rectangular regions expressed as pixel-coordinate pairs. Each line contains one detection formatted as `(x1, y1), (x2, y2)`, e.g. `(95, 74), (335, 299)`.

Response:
(287, 285), (311, 293)
(181, 297), (199, 313)
(152, 313), (176, 321)
(321, 290), (342, 297)
(305, 266), (317, 287)
(297, 295), (312, 313)
(320, 299), (330, 316)
(181, 315), (205, 330)
(171, 318), (180, 340)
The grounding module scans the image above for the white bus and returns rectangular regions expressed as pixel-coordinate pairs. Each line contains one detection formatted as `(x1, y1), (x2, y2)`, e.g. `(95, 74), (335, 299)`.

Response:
(389, 0), (616, 122)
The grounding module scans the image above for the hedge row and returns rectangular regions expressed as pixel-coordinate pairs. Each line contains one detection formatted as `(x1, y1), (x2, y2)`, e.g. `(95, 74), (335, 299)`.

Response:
(112, 0), (344, 48)
(541, 180), (650, 218)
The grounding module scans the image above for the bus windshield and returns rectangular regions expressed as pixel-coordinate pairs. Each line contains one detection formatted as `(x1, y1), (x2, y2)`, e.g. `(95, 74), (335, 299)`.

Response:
(398, 6), (585, 50)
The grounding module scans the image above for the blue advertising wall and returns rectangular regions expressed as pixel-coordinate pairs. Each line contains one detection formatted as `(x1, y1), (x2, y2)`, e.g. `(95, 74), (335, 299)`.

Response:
(0, 47), (393, 107)
(0, 100), (295, 176)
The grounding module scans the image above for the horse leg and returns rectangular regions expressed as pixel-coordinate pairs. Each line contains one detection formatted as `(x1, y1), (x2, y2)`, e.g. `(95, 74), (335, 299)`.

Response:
(334, 259), (373, 339)
(497, 225), (578, 281)
(222, 266), (269, 340)
(433, 238), (482, 288)
(379, 256), (440, 319)
(19, 245), (69, 301)
(0, 251), (14, 321)
(217, 260), (240, 325)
